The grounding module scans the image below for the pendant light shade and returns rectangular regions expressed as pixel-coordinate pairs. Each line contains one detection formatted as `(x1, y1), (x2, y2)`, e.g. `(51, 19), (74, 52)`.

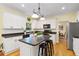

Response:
(40, 16), (45, 20)
(32, 13), (39, 18)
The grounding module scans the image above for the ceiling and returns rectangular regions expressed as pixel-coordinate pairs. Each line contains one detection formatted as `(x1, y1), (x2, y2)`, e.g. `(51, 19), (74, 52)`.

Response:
(1, 3), (79, 17)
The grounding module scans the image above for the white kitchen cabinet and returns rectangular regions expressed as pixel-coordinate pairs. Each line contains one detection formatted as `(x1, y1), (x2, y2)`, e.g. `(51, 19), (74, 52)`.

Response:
(3, 12), (26, 29)
(19, 42), (31, 56)
(73, 38), (79, 56)
(3, 37), (16, 54)
(19, 42), (39, 56)
(31, 19), (57, 29)
(46, 20), (57, 29)
(3, 36), (22, 55)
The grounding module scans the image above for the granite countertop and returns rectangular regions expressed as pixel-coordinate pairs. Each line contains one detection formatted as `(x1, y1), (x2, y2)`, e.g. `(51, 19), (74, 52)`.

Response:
(2, 32), (24, 38)
(19, 35), (50, 46)
(50, 32), (56, 34)
(1, 30), (56, 38)
(1, 29), (33, 38)
(19, 38), (45, 46)
(73, 35), (79, 38)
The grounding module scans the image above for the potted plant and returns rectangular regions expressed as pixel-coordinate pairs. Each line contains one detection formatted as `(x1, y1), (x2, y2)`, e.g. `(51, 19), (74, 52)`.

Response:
(27, 16), (31, 22)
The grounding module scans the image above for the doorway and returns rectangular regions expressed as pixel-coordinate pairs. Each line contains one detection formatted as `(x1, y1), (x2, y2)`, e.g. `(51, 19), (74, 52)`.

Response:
(58, 21), (68, 46)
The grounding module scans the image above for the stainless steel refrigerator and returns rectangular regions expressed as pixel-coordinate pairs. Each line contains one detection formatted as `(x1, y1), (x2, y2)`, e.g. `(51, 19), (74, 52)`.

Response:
(67, 22), (79, 50)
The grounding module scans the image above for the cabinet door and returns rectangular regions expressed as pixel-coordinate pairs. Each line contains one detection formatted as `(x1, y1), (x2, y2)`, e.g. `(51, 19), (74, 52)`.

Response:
(19, 42), (31, 56)
(30, 45), (39, 56)
(73, 38), (79, 56)
(3, 38), (17, 54)
(13, 36), (22, 48)
(3, 12), (26, 29)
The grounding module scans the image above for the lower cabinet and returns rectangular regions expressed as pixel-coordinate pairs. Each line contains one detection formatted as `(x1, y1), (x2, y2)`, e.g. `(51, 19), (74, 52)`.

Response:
(19, 42), (31, 56)
(3, 36), (22, 55)
(19, 42), (39, 56)
(73, 38), (79, 56)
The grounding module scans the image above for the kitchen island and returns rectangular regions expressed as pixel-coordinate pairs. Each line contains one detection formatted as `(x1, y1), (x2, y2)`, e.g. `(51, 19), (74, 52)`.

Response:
(19, 35), (47, 56)
(19, 32), (57, 56)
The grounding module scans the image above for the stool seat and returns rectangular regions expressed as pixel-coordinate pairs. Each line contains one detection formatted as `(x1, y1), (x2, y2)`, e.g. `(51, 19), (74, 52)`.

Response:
(39, 43), (48, 48)
(46, 40), (52, 43)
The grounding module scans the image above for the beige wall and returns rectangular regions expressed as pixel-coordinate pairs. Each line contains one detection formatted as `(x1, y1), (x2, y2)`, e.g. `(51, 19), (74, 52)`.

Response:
(0, 6), (4, 45)
(48, 12), (77, 22)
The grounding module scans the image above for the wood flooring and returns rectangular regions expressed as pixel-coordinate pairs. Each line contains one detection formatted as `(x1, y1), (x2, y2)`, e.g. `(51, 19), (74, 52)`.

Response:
(54, 39), (75, 56)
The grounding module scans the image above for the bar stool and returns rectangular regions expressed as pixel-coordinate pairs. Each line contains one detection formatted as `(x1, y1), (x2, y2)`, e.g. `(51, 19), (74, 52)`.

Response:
(38, 43), (48, 56)
(38, 40), (54, 56)
(45, 40), (54, 56)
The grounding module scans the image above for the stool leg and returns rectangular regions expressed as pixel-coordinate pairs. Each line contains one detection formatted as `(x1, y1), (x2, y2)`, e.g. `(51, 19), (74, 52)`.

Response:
(50, 43), (52, 56)
(41, 48), (43, 56)
(45, 47), (47, 56)
(38, 47), (40, 56)
(46, 42), (48, 56)
(52, 42), (54, 55)
(50, 41), (54, 56)
(48, 43), (50, 56)
(48, 43), (51, 56)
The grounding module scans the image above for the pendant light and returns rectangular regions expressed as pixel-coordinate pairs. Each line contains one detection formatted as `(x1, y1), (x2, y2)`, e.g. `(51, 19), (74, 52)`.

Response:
(32, 3), (45, 20)
(32, 9), (39, 18)
(40, 15), (45, 20)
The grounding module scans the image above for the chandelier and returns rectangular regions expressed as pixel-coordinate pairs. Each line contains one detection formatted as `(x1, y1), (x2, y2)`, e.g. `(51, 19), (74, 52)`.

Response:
(32, 3), (45, 20)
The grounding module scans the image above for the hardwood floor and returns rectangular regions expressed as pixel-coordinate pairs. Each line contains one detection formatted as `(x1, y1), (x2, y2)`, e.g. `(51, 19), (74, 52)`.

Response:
(6, 49), (20, 56)
(0, 39), (75, 56)
(54, 39), (75, 56)
(0, 51), (4, 56)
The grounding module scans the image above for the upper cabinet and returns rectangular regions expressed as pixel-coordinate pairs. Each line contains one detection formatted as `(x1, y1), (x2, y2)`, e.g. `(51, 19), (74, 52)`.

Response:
(46, 19), (57, 29)
(3, 12), (26, 29)
(31, 19), (57, 30)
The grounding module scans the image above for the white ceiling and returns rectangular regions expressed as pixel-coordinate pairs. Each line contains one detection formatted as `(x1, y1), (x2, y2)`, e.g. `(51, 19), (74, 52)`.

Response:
(1, 3), (79, 17)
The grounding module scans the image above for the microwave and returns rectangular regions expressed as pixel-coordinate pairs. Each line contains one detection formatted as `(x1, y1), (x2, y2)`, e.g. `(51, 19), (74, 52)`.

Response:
(43, 24), (51, 29)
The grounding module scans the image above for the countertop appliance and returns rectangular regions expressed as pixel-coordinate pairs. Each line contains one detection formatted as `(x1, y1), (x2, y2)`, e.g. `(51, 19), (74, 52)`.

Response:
(43, 24), (51, 29)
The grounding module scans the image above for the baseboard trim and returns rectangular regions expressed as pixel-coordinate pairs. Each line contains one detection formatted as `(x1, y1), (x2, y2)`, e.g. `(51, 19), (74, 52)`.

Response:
(67, 49), (73, 51)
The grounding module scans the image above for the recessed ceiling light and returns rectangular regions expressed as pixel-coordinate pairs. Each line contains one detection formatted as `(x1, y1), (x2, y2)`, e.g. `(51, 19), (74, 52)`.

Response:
(21, 4), (24, 7)
(62, 7), (65, 10)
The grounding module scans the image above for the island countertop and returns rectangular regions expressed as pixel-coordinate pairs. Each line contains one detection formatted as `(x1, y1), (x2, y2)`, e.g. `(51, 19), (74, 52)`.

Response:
(19, 35), (50, 46)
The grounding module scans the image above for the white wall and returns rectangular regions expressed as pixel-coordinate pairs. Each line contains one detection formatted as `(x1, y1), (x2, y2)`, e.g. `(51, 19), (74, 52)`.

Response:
(77, 11), (79, 21)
